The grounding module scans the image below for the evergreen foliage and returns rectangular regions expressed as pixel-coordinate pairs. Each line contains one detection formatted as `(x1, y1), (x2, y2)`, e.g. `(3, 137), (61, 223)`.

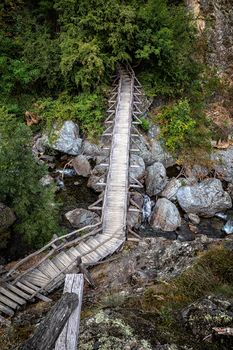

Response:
(0, 107), (59, 247)
(0, 0), (217, 248)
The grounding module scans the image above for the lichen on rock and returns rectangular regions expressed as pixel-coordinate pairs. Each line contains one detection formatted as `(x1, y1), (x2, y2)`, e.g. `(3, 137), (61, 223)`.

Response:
(79, 310), (153, 350)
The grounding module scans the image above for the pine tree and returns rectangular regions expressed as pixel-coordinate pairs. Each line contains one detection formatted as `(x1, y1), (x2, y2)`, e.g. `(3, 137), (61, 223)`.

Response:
(0, 107), (60, 247)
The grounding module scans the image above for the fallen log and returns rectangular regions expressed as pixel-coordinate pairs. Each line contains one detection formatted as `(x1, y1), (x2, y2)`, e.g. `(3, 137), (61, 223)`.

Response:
(21, 292), (79, 350)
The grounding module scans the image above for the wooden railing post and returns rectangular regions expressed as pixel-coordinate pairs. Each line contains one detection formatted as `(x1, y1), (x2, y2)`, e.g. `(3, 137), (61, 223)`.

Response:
(55, 274), (84, 350)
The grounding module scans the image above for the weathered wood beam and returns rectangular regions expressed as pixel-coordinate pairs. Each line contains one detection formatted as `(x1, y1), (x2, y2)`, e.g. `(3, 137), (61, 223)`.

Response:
(7, 222), (102, 278)
(130, 175), (144, 187)
(98, 163), (109, 167)
(88, 197), (103, 210)
(128, 227), (141, 239)
(89, 206), (102, 210)
(21, 293), (79, 350)
(129, 184), (142, 188)
(55, 274), (84, 350)
(96, 182), (106, 186)
(128, 208), (141, 213)
(132, 114), (142, 123)
(129, 199), (140, 210)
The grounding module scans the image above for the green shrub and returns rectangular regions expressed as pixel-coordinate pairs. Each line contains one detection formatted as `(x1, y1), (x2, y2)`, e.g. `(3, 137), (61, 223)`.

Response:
(140, 117), (150, 132)
(153, 99), (212, 162)
(154, 99), (196, 153)
(34, 91), (105, 140)
(0, 107), (60, 247)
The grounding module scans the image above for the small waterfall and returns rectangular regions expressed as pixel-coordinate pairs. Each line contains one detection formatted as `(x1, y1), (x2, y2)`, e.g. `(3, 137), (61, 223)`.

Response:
(215, 212), (228, 221)
(223, 219), (233, 234)
(55, 168), (76, 177)
(142, 195), (153, 223)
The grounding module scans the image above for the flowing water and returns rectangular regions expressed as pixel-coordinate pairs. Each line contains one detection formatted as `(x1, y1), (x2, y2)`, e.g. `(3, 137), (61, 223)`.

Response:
(142, 195), (153, 223)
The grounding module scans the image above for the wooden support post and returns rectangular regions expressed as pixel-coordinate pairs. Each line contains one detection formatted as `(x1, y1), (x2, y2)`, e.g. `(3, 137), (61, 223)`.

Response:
(55, 274), (84, 350)
(21, 292), (79, 350)
(128, 208), (141, 213)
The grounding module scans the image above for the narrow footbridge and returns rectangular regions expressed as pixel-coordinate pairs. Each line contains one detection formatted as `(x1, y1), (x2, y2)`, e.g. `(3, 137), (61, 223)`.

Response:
(0, 66), (147, 319)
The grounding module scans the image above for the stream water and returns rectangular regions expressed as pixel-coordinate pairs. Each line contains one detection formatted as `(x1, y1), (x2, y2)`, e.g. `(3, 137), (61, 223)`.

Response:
(139, 192), (232, 240)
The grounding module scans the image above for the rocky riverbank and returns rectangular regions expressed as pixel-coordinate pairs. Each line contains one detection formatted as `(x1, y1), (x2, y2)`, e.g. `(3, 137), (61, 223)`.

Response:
(32, 119), (233, 244)
(1, 237), (233, 350)
(1, 118), (233, 349)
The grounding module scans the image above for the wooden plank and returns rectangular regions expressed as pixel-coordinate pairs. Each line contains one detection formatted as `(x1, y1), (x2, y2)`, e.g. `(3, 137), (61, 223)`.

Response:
(55, 274), (84, 350)
(0, 294), (18, 309)
(22, 280), (52, 303)
(24, 273), (48, 288)
(0, 287), (26, 305)
(52, 256), (67, 270)
(69, 247), (81, 258)
(15, 282), (36, 295)
(0, 302), (14, 316)
(6, 284), (31, 300)
(57, 252), (73, 267)
(37, 261), (59, 279)
(46, 259), (61, 274)
(26, 268), (49, 281)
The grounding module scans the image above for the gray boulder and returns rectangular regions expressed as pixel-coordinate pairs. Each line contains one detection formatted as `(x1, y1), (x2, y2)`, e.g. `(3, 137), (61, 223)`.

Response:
(187, 213), (200, 225)
(82, 140), (108, 158)
(150, 198), (181, 231)
(127, 206), (142, 229)
(177, 178), (232, 217)
(65, 208), (100, 228)
(134, 135), (153, 165)
(32, 133), (49, 156)
(161, 178), (185, 201)
(87, 174), (105, 192)
(40, 174), (54, 187)
(72, 155), (91, 177)
(134, 135), (175, 168)
(182, 296), (233, 338)
(130, 192), (144, 209)
(150, 139), (175, 168)
(185, 164), (209, 180)
(145, 162), (167, 196)
(147, 124), (160, 139)
(129, 155), (145, 181)
(87, 162), (107, 192)
(212, 147), (233, 183)
(51, 121), (82, 155)
(0, 203), (16, 232)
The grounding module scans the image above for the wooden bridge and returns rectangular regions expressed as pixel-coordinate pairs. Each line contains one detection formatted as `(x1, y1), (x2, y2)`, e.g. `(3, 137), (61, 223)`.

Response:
(0, 66), (147, 320)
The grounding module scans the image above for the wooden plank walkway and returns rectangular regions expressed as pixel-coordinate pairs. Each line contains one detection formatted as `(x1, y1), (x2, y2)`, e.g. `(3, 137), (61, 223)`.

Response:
(102, 72), (132, 242)
(0, 68), (143, 320)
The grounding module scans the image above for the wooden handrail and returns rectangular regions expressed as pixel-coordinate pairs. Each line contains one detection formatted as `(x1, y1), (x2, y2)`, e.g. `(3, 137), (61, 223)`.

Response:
(7, 222), (102, 277)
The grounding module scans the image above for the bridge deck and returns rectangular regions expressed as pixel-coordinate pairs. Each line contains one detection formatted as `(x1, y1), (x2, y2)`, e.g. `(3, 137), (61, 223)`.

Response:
(0, 70), (136, 319)
(102, 74), (132, 239)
